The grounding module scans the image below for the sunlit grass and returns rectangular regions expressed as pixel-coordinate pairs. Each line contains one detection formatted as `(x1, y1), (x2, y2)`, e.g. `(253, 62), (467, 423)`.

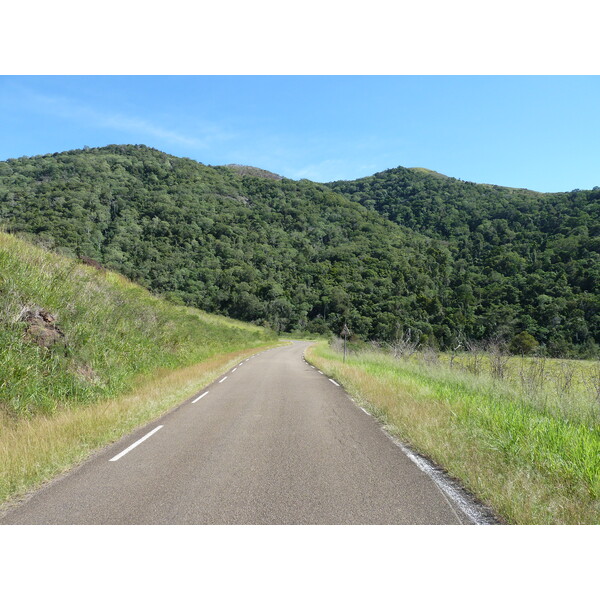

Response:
(0, 231), (281, 507)
(0, 345), (279, 506)
(306, 343), (600, 524)
(0, 231), (275, 416)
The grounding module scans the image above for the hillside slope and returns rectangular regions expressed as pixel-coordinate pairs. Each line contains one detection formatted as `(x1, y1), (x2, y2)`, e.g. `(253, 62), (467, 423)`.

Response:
(0, 231), (274, 417)
(328, 167), (600, 356)
(0, 145), (450, 343)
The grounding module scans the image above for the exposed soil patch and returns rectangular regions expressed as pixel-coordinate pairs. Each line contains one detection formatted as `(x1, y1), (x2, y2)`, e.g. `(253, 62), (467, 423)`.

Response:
(20, 306), (65, 348)
(225, 164), (283, 180)
(71, 362), (100, 384)
(79, 256), (106, 272)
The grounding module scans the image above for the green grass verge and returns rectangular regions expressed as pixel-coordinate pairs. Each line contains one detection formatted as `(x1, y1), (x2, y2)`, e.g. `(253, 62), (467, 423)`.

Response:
(0, 231), (281, 507)
(306, 343), (600, 524)
(0, 231), (275, 416)
(0, 343), (282, 508)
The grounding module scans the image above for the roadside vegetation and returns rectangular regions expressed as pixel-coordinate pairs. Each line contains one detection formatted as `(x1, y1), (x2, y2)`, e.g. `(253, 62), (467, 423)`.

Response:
(306, 339), (600, 524)
(0, 232), (278, 505)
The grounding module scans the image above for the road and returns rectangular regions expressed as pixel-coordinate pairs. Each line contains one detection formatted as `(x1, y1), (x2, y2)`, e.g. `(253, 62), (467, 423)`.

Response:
(0, 341), (474, 524)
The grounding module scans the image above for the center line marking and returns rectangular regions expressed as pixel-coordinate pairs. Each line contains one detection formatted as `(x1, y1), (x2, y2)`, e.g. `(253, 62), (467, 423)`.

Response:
(192, 391), (209, 404)
(109, 426), (163, 462)
(219, 376), (228, 383)
(329, 378), (340, 386)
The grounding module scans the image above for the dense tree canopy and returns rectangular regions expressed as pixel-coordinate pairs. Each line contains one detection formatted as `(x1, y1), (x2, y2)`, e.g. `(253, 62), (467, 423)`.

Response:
(329, 167), (600, 357)
(0, 145), (598, 357)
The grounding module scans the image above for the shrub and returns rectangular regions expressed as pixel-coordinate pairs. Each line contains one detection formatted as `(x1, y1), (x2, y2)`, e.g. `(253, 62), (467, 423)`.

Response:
(509, 331), (540, 355)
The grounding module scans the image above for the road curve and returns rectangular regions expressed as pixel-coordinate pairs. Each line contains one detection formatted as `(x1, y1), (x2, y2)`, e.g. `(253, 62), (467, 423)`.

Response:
(1, 341), (472, 524)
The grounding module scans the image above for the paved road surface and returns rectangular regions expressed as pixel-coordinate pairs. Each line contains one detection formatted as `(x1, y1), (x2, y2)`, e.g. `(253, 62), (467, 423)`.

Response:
(1, 342), (472, 524)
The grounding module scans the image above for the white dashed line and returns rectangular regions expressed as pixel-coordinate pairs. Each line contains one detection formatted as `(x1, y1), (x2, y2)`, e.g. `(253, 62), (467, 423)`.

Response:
(318, 370), (323, 374)
(219, 377), (227, 383)
(192, 391), (209, 404)
(109, 426), (163, 462)
(360, 407), (370, 415)
(232, 368), (237, 373)
(329, 378), (340, 386)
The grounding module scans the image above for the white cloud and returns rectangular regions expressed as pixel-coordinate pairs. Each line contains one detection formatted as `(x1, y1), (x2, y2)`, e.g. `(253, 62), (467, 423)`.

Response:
(14, 85), (228, 149)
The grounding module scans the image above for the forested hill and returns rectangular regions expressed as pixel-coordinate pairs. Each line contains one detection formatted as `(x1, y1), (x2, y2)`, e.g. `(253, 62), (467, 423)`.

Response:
(0, 145), (451, 343)
(0, 145), (598, 356)
(328, 167), (600, 356)
(327, 166), (599, 241)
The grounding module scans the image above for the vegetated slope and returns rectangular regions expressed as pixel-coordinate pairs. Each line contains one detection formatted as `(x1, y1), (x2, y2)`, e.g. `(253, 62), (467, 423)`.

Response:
(307, 343), (600, 524)
(1, 145), (598, 356)
(224, 164), (283, 180)
(0, 145), (453, 342)
(0, 231), (274, 417)
(328, 167), (600, 356)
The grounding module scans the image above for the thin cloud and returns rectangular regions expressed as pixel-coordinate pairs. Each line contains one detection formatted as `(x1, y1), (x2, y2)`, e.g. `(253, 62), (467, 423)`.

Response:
(289, 159), (348, 182)
(95, 112), (202, 147)
(15, 86), (223, 148)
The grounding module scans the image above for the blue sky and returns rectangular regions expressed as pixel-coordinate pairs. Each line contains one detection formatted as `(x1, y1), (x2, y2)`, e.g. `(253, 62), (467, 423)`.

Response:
(1, 76), (599, 192)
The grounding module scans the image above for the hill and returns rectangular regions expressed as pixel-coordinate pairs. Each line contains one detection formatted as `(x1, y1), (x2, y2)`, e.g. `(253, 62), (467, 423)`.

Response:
(0, 230), (274, 417)
(0, 144), (450, 343)
(0, 145), (598, 356)
(223, 164), (283, 180)
(328, 167), (600, 356)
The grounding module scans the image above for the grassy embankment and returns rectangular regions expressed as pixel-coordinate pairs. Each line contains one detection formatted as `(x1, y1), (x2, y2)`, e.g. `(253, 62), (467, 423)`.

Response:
(306, 342), (600, 524)
(0, 232), (279, 506)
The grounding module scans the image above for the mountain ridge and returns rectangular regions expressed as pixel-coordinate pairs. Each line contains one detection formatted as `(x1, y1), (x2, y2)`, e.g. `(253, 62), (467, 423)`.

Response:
(6, 143), (593, 193)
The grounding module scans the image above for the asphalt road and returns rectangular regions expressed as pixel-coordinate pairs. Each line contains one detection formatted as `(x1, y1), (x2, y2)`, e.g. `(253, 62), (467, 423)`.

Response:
(1, 341), (472, 524)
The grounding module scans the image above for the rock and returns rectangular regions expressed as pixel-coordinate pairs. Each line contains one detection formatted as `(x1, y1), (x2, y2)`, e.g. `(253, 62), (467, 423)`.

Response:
(20, 305), (65, 348)
(25, 324), (63, 348)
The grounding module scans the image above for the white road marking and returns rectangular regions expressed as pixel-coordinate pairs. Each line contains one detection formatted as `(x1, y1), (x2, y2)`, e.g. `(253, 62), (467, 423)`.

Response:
(311, 366), (315, 369)
(318, 370), (323, 374)
(109, 426), (163, 462)
(380, 429), (492, 525)
(192, 391), (209, 404)
(219, 377), (227, 383)
(329, 378), (340, 386)
(232, 368), (237, 373)
(343, 393), (493, 525)
(361, 407), (370, 415)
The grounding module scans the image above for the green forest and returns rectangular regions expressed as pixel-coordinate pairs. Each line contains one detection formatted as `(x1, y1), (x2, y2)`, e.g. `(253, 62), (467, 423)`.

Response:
(1, 144), (598, 357)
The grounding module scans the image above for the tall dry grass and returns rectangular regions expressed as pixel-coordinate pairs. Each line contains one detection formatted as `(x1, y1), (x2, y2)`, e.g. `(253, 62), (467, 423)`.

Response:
(307, 342), (600, 524)
(0, 344), (280, 507)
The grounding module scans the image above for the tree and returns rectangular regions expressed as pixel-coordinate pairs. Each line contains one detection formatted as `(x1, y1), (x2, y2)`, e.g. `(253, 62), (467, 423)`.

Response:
(509, 331), (540, 355)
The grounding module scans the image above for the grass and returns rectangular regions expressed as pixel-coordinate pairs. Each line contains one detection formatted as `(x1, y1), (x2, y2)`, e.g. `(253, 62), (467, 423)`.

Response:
(0, 345), (280, 507)
(0, 231), (281, 507)
(306, 342), (600, 524)
(0, 231), (276, 417)
(437, 350), (600, 423)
